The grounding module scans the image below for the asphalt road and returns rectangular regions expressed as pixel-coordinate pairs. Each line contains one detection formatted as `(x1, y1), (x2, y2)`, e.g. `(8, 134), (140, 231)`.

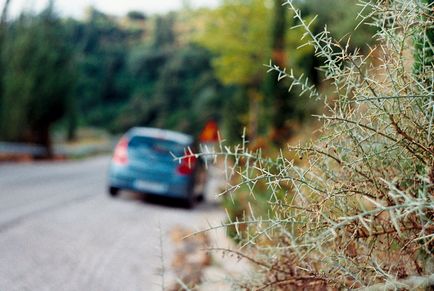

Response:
(0, 156), (225, 291)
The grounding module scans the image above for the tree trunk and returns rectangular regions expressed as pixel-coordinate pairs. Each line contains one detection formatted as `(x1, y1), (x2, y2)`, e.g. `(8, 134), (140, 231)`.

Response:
(41, 126), (53, 158)
(66, 96), (78, 141)
(248, 89), (259, 142)
(0, 0), (12, 139)
(30, 125), (53, 158)
(1, 0), (12, 25)
(269, 0), (292, 146)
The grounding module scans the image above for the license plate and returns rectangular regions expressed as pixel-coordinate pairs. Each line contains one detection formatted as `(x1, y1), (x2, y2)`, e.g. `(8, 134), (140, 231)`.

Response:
(134, 180), (168, 193)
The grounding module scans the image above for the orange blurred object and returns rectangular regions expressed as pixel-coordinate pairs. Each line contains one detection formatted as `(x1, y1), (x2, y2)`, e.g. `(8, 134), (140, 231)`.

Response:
(199, 120), (219, 143)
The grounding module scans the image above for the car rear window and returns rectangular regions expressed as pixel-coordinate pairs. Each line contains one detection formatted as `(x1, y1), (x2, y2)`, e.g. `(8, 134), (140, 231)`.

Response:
(128, 136), (187, 156)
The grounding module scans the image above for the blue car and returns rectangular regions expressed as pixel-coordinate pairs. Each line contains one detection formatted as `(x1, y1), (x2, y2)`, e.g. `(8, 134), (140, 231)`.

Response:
(107, 127), (205, 208)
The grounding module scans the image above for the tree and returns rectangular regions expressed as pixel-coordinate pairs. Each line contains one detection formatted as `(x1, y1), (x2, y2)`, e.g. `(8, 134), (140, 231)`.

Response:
(117, 38), (224, 135)
(414, 0), (433, 88)
(68, 9), (134, 129)
(196, 0), (272, 140)
(268, 0), (293, 145)
(296, 0), (375, 84)
(196, 0), (315, 142)
(126, 11), (146, 21)
(0, 4), (75, 155)
(153, 13), (176, 49)
(0, 0), (12, 136)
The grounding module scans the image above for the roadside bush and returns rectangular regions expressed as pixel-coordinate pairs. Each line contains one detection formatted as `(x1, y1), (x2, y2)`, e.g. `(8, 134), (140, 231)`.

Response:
(189, 0), (434, 289)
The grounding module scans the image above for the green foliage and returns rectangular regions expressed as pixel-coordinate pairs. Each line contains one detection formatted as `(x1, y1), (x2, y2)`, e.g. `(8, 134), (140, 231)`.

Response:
(414, 0), (433, 86)
(62, 10), (227, 136)
(116, 43), (225, 134)
(296, 0), (374, 50)
(195, 0), (320, 140)
(126, 11), (147, 21)
(221, 87), (250, 142)
(0, 0), (377, 148)
(195, 0), (277, 139)
(294, 0), (375, 85)
(152, 13), (176, 49)
(67, 10), (134, 127)
(268, 0), (293, 144)
(196, 0), (272, 86)
(0, 5), (75, 151)
(0, 0), (12, 132)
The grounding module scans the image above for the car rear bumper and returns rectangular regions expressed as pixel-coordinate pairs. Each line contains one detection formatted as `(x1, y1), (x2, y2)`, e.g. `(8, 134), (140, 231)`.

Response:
(108, 165), (192, 198)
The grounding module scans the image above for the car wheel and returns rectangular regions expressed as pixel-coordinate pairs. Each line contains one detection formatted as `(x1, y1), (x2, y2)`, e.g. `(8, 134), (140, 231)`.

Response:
(183, 178), (197, 209)
(193, 164), (207, 202)
(108, 186), (120, 197)
(197, 193), (205, 202)
(183, 194), (196, 209)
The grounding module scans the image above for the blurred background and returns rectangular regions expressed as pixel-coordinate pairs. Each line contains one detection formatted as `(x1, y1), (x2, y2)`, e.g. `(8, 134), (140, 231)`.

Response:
(0, 0), (374, 160)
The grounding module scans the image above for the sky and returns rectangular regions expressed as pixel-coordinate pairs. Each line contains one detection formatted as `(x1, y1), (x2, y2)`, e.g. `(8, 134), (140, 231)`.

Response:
(1, 0), (220, 18)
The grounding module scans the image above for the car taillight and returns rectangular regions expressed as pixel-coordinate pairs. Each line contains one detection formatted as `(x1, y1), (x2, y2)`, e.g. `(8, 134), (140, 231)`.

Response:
(177, 155), (196, 175)
(113, 137), (129, 165)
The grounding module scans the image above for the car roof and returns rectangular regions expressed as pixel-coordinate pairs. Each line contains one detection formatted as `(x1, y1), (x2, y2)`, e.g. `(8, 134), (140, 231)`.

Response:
(128, 127), (193, 145)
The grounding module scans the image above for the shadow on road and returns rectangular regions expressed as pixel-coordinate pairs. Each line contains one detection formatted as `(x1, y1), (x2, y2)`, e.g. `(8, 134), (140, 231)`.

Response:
(114, 190), (220, 211)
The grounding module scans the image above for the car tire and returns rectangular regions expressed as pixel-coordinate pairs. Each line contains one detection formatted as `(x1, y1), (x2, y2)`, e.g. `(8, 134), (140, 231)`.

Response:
(109, 186), (120, 197)
(183, 177), (197, 209)
(197, 193), (205, 202)
(183, 194), (196, 209)
(192, 163), (207, 203)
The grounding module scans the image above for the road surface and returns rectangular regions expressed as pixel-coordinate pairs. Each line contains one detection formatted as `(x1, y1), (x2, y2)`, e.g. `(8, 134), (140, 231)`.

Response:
(0, 156), (226, 291)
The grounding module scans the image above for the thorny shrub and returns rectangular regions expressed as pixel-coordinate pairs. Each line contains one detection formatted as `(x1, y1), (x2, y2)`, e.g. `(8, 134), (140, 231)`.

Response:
(181, 0), (434, 289)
